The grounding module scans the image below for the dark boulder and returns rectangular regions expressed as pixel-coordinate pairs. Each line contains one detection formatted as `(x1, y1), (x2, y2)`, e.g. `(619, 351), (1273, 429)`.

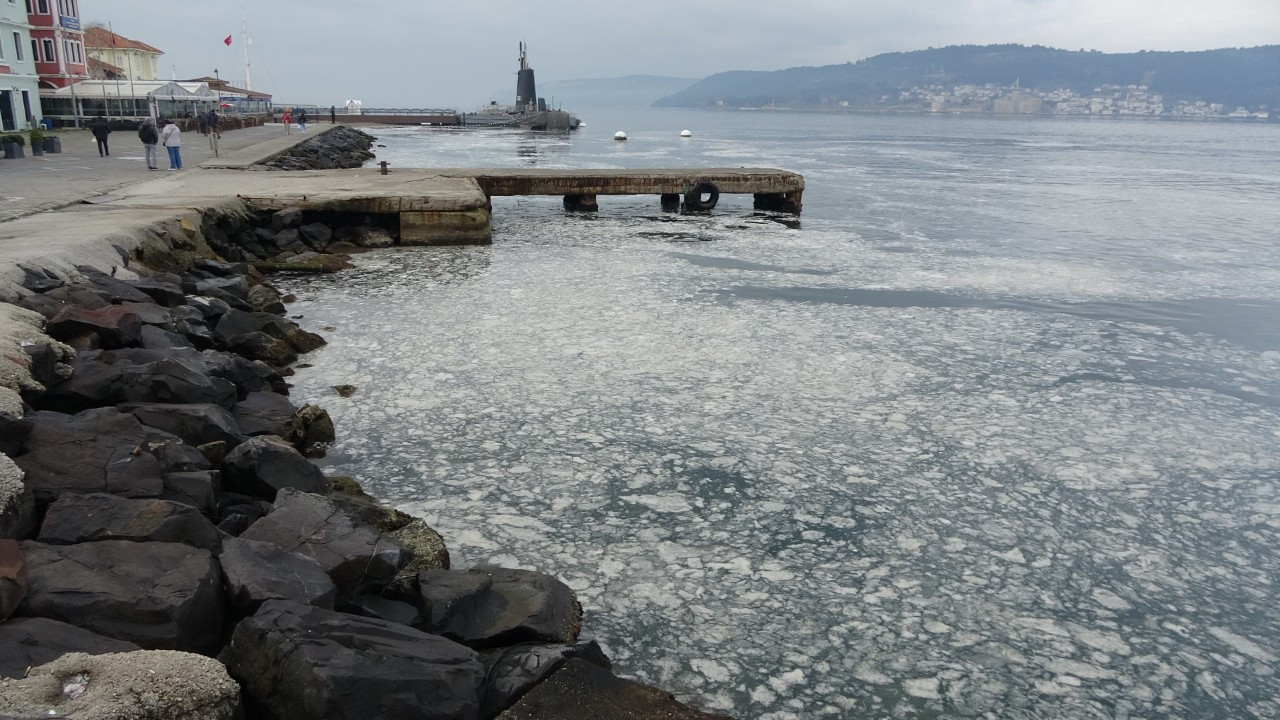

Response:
(0, 538), (27, 620)
(140, 323), (197, 349)
(233, 390), (298, 437)
(15, 409), (167, 504)
(341, 594), (421, 626)
(240, 489), (407, 596)
(417, 565), (583, 649)
(225, 600), (484, 720)
(46, 305), (143, 349)
(216, 494), (274, 536)
(130, 276), (187, 307)
(163, 470), (220, 516)
(120, 402), (246, 446)
(292, 403), (335, 454)
(200, 349), (288, 397)
(194, 258), (250, 277)
(20, 266), (64, 293)
(0, 617), (140, 679)
(0, 411), (33, 457)
(76, 266), (154, 304)
(271, 208), (305, 231)
(40, 350), (237, 413)
(479, 641), (611, 719)
(218, 536), (337, 614)
(17, 539), (226, 653)
(298, 222), (334, 251)
(222, 435), (327, 499)
(247, 283), (287, 315)
(38, 493), (222, 551)
(495, 658), (736, 720)
(224, 330), (297, 366)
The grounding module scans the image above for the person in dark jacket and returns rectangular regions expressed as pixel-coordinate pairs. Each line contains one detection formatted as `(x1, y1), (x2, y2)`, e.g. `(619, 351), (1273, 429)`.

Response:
(138, 117), (159, 170)
(90, 114), (111, 156)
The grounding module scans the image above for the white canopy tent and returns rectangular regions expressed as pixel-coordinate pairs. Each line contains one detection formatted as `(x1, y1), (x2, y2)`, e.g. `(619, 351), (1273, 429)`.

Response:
(41, 80), (219, 124)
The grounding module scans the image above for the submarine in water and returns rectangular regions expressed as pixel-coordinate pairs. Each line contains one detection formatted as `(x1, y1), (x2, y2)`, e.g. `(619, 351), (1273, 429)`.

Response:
(460, 43), (581, 130)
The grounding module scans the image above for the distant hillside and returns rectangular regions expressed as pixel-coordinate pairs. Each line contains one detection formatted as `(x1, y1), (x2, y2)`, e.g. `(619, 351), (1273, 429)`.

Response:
(538, 75), (698, 107)
(654, 45), (1280, 111)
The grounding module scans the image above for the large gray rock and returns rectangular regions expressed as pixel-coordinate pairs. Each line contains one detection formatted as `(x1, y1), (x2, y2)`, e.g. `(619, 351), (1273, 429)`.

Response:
(119, 401), (246, 446)
(0, 650), (242, 720)
(218, 535), (337, 613)
(233, 390), (299, 437)
(17, 540), (226, 653)
(221, 435), (327, 500)
(495, 658), (735, 720)
(15, 409), (167, 505)
(45, 305), (144, 349)
(240, 489), (407, 596)
(38, 493), (222, 551)
(162, 469), (220, 516)
(41, 350), (238, 413)
(478, 641), (611, 719)
(0, 617), (140, 679)
(225, 600), (484, 720)
(418, 565), (583, 649)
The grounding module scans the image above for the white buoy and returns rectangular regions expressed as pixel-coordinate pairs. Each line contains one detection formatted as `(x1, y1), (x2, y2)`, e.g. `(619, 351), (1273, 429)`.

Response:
(680, 129), (692, 138)
(614, 131), (627, 141)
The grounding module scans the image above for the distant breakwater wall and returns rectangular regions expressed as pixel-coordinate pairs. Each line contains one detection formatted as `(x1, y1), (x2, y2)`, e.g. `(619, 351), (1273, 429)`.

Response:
(256, 125), (376, 171)
(0, 140), (732, 717)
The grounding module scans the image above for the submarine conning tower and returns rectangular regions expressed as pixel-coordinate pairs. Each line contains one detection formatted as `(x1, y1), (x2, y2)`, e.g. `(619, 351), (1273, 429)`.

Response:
(515, 42), (537, 112)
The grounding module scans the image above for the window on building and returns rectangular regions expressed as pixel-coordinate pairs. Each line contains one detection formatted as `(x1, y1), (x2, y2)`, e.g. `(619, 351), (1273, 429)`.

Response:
(0, 34), (5, 60)
(71, 39), (82, 64)
(42, 38), (53, 62)
(25, 0), (32, 12)
(36, 0), (47, 13)
(12, 32), (21, 61)
(31, 38), (37, 62)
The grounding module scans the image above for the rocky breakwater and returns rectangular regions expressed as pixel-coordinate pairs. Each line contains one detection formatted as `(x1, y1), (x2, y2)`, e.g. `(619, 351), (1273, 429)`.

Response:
(259, 125), (377, 171)
(0, 204), (733, 719)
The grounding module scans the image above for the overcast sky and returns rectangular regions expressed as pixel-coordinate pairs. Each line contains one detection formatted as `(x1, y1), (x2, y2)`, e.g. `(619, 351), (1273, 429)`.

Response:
(95, 0), (1277, 108)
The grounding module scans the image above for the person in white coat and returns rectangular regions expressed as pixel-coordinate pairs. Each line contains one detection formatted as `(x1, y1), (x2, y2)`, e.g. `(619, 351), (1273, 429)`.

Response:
(160, 118), (182, 170)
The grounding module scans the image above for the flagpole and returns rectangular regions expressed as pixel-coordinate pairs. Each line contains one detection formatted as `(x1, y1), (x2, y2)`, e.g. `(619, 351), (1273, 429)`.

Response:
(241, 11), (253, 91)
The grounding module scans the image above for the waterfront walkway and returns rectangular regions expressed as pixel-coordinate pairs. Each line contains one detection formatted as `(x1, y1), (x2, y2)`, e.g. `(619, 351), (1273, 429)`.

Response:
(0, 124), (300, 222)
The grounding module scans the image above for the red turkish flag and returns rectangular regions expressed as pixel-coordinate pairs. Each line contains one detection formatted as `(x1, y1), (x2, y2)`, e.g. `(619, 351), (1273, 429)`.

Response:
(223, 35), (233, 46)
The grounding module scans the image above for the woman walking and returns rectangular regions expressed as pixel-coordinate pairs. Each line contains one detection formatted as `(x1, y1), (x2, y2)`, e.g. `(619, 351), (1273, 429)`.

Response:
(138, 117), (159, 170)
(160, 118), (182, 170)
(90, 113), (111, 157)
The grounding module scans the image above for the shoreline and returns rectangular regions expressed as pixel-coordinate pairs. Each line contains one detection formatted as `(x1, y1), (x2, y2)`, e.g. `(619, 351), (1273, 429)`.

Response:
(0, 129), (733, 718)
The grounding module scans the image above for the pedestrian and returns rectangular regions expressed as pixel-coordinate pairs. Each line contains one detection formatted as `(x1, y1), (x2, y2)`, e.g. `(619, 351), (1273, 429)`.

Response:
(330, 105), (336, 123)
(197, 112), (208, 136)
(298, 109), (308, 133)
(138, 116), (159, 170)
(282, 109), (292, 133)
(160, 117), (182, 170)
(90, 113), (111, 157)
(207, 108), (220, 137)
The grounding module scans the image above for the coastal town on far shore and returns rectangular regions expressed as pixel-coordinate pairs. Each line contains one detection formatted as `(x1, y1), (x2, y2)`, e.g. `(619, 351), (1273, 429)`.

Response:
(722, 81), (1274, 120)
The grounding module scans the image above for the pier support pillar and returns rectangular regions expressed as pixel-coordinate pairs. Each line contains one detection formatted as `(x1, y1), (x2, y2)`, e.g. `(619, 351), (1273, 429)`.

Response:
(753, 190), (803, 214)
(660, 193), (681, 212)
(399, 208), (492, 245)
(563, 194), (598, 212)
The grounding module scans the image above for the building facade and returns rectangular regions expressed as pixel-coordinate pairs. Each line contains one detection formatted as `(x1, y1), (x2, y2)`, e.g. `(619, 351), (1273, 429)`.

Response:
(0, 0), (42, 130)
(26, 0), (85, 89)
(84, 24), (160, 81)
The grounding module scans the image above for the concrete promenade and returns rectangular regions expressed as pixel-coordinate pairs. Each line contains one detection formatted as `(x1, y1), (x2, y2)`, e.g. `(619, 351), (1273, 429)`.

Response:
(0, 124), (302, 222)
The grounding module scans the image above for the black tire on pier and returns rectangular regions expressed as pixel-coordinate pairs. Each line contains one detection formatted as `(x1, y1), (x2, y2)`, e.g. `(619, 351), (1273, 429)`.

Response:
(684, 182), (720, 211)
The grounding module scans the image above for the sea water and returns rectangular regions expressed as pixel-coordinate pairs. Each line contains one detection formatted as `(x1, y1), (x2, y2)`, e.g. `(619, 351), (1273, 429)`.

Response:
(279, 109), (1280, 719)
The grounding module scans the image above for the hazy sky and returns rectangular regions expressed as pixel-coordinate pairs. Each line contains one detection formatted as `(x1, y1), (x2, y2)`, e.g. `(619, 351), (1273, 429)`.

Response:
(94, 0), (1277, 107)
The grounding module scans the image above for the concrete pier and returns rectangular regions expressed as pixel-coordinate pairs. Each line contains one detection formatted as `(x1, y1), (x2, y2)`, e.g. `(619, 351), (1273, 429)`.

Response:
(71, 166), (804, 246)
